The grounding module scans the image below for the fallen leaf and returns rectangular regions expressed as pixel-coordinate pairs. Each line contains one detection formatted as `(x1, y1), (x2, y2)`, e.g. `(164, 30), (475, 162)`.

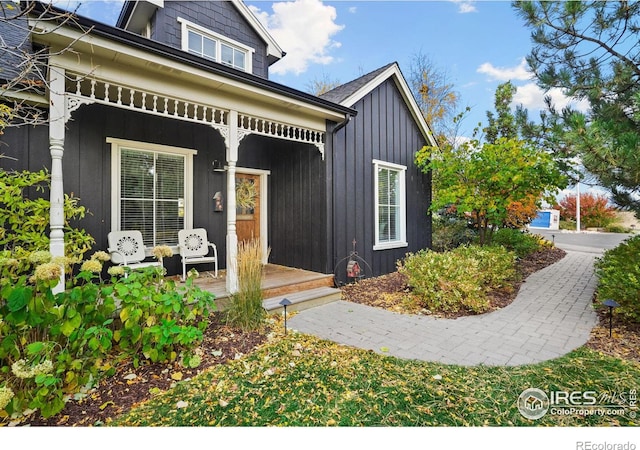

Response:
(380, 347), (390, 352)
(171, 372), (183, 381)
(99, 401), (114, 410)
(123, 373), (137, 381)
(219, 399), (229, 408)
(176, 401), (189, 409)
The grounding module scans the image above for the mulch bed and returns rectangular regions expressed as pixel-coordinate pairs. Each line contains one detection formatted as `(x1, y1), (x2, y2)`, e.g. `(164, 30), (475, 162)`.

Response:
(342, 247), (568, 319)
(586, 308), (640, 363)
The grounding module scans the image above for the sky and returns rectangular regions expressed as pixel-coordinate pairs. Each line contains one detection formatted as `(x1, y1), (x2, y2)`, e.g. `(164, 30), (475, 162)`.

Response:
(57, 0), (588, 139)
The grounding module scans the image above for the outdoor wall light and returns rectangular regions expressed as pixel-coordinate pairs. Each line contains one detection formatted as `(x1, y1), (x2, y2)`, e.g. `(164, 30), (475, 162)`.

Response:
(212, 160), (225, 172)
(279, 298), (292, 335)
(602, 298), (620, 337)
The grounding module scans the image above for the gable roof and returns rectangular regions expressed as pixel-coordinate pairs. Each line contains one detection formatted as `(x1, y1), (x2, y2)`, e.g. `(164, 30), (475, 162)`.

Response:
(321, 62), (437, 146)
(116, 0), (284, 64)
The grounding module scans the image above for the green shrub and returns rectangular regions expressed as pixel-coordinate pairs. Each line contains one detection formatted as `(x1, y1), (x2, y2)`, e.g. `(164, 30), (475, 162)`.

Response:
(595, 236), (640, 323)
(1, 253), (216, 419)
(491, 228), (549, 258)
(226, 238), (268, 331)
(398, 245), (516, 314)
(111, 266), (215, 367)
(431, 212), (477, 252)
(0, 168), (95, 265)
(0, 255), (117, 418)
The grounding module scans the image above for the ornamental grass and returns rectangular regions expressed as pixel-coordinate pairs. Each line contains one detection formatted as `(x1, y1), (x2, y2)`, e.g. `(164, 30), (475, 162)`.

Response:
(226, 238), (269, 331)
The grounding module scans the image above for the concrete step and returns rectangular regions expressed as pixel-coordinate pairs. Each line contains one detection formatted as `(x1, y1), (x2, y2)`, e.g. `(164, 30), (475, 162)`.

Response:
(263, 286), (342, 313)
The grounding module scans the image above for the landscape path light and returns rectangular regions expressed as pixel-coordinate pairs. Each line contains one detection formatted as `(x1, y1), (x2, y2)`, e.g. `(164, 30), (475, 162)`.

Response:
(279, 298), (292, 335)
(602, 299), (620, 337)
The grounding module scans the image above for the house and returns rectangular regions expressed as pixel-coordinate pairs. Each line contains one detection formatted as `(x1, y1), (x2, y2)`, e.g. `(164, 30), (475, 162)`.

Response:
(0, 0), (434, 292)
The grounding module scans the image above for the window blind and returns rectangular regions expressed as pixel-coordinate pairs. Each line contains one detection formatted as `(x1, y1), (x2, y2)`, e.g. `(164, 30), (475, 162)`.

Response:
(120, 149), (185, 246)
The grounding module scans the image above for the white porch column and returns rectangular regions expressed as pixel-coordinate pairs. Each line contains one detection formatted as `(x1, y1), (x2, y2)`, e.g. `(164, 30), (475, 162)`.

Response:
(49, 66), (66, 293)
(226, 110), (239, 293)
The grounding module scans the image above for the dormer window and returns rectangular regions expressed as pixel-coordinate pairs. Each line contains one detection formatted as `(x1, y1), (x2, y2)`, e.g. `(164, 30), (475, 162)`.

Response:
(178, 17), (253, 72)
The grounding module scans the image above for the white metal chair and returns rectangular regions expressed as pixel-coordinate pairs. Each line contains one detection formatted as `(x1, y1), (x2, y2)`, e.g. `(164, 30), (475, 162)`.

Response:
(107, 230), (162, 275)
(177, 228), (218, 281)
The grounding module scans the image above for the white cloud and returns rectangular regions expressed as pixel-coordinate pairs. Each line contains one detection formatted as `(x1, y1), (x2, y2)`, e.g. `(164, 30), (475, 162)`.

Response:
(514, 83), (590, 113)
(250, 0), (344, 76)
(477, 58), (531, 82)
(349, 6), (357, 14)
(452, 1), (477, 14)
(477, 58), (590, 114)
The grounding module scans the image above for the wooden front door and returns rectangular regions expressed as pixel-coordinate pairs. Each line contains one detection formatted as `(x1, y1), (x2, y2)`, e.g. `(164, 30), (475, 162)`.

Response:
(236, 173), (260, 243)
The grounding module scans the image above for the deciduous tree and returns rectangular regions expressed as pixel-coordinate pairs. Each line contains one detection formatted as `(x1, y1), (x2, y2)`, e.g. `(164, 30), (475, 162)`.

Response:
(555, 192), (617, 229)
(416, 136), (564, 245)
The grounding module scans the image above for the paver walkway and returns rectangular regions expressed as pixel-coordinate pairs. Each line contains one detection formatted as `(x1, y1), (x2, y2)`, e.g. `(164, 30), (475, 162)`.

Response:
(288, 250), (599, 366)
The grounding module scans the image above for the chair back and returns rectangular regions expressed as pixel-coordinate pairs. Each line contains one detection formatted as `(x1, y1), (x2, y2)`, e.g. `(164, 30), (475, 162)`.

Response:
(108, 230), (147, 265)
(178, 228), (210, 258)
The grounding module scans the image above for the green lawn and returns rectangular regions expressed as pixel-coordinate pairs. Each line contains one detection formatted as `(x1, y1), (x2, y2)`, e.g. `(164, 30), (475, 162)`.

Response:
(112, 332), (639, 427)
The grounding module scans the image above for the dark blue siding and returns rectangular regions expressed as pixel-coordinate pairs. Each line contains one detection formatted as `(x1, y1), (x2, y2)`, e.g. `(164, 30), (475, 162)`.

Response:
(329, 78), (432, 283)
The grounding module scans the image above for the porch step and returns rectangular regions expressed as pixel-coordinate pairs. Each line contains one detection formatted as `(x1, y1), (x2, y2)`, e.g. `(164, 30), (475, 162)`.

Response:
(263, 286), (342, 313)
(260, 270), (335, 299)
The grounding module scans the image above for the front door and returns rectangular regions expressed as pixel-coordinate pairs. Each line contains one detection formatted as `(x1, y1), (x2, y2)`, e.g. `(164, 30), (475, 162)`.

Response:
(236, 173), (260, 243)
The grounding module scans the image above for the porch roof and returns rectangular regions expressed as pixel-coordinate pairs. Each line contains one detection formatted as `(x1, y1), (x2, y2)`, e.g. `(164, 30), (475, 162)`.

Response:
(28, 2), (356, 124)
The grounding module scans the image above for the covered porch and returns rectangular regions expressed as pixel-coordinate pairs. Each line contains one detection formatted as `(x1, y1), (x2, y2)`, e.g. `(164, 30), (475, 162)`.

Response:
(28, 12), (353, 295)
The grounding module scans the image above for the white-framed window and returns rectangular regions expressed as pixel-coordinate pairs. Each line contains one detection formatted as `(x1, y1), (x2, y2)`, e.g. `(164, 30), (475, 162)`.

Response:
(373, 159), (408, 250)
(178, 17), (254, 72)
(108, 138), (196, 248)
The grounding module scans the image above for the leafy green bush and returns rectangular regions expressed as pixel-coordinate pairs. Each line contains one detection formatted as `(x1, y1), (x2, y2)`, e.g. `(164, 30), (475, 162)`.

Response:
(0, 254), (118, 418)
(431, 212), (477, 252)
(1, 253), (215, 419)
(0, 168), (95, 265)
(112, 266), (214, 367)
(595, 236), (640, 323)
(491, 228), (549, 258)
(398, 245), (516, 314)
(603, 224), (631, 234)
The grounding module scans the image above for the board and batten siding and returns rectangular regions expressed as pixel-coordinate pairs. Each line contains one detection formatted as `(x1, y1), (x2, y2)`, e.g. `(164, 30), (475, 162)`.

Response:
(238, 135), (329, 274)
(329, 78), (432, 283)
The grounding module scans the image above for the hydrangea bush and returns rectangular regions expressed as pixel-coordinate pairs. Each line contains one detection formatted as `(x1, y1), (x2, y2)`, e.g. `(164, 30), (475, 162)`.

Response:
(0, 167), (216, 420)
(1, 249), (215, 419)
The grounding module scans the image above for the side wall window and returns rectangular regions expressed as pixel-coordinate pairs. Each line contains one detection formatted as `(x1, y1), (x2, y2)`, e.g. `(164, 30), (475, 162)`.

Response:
(373, 159), (407, 250)
(109, 138), (196, 248)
